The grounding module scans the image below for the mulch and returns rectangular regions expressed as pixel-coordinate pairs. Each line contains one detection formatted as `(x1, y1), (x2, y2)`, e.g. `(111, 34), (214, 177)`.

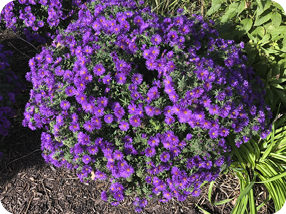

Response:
(0, 28), (275, 214)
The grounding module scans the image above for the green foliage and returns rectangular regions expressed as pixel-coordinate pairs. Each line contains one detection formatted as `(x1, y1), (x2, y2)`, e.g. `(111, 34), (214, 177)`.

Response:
(206, 0), (286, 114)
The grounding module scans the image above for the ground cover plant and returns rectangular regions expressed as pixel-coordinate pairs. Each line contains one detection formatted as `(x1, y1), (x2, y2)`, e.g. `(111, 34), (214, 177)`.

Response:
(20, 0), (274, 212)
(0, 42), (26, 162)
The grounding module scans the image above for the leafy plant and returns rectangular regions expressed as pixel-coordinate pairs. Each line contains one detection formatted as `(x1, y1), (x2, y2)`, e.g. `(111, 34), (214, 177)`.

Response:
(205, 0), (286, 114)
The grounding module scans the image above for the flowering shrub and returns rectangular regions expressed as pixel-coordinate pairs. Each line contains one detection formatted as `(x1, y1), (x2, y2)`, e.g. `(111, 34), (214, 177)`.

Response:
(0, 0), (89, 44)
(0, 43), (26, 162)
(22, 0), (272, 212)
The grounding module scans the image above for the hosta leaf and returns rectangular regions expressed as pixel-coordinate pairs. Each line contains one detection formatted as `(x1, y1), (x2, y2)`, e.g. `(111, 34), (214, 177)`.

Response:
(254, 11), (273, 26)
(271, 12), (282, 28)
(251, 26), (265, 39)
(220, 7), (237, 23)
(275, 89), (286, 106)
(239, 18), (253, 34)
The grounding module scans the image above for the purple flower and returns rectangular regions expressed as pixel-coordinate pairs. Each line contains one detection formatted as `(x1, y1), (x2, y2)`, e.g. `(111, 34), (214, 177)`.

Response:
(129, 115), (141, 127)
(160, 151), (170, 162)
(119, 121), (129, 131)
(104, 114), (113, 123)
(209, 128), (219, 139)
(95, 171), (107, 180)
(94, 64), (105, 76)
(191, 188), (201, 197)
(151, 34), (162, 45)
(82, 154), (91, 164)
(101, 191), (108, 201)
(60, 100), (70, 110)
(209, 104), (220, 115)
(145, 147), (156, 157)
(114, 150), (124, 161)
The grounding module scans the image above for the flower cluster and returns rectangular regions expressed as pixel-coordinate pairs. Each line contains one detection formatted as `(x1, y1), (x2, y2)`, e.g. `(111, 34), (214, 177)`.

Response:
(0, 43), (26, 137)
(22, 0), (272, 212)
(0, 0), (88, 43)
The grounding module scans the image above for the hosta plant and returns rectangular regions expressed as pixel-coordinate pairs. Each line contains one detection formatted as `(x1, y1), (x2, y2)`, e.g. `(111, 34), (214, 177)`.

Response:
(22, 0), (272, 212)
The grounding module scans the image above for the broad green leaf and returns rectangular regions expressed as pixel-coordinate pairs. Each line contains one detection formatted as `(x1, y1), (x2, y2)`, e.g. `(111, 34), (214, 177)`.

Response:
(271, 26), (286, 41)
(270, 77), (286, 84)
(272, 1), (285, 14)
(260, 33), (270, 45)
(275, 89), (286, 106)
(220, 7), (237, 23)
(239, 18), (253, 34)
(271, 83), (284, 90)
(254, 11), (273, 26)
(271, 12), (282, 28)
(251, 26), (265, 39)
(237, 0), (246, 16)
(206, 4), (221, 16)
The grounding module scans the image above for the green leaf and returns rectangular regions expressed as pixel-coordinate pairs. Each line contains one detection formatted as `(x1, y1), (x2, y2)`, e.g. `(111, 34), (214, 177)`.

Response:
(251, 26), (265, 39)
(220, 7), (237, 23)
(206, 4), (222, 16)
(254, 11), (273, 26)
(237, 0), (246, 16)
(272, 1), (285, 14)
(275, 89), (286, 106)
(271, 83), (284, 90)
(271, 12), (282, 28)
(239, 18), (253, 34)
(259, 33), (270, 45)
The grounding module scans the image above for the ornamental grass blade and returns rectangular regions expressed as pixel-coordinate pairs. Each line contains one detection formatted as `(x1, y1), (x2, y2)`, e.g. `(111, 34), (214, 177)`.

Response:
(195, 203), (211, 214)
(256, 195), (271, 211)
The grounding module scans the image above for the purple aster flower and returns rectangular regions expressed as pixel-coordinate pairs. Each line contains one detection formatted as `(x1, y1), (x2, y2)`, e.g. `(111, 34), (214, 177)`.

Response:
(119, 121), (129, 131)
(146, 59), (157, 71)
(93, 64), (105, 76)
(145, 147), (156, 157)
(151, 34), (162, 45)
(191, 188), (201, 197)
(148, 136), (160, 147)
(209, 128), (219, 139)
(129, 115), (141, 127)
(103, 75), (112, 85)
(82, 154), (91, 164)
(104, 114), (113, 123)
(219, 127), (229, 137)
(208, 104), (220, 115)
(145, 105), (155, 117)
(95, 171), (107, 180)
(160, 151), (170, 162)
(101, 191), (108, 201)
(243, 135), (250, 143)
(60, 100), (70, 110)
(88, 145), (98, 155)
(114, 150), (124, 161)
(215, 157), (225, 167)
(115, 73), (126, 84)
(83, 121), (95, 132)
